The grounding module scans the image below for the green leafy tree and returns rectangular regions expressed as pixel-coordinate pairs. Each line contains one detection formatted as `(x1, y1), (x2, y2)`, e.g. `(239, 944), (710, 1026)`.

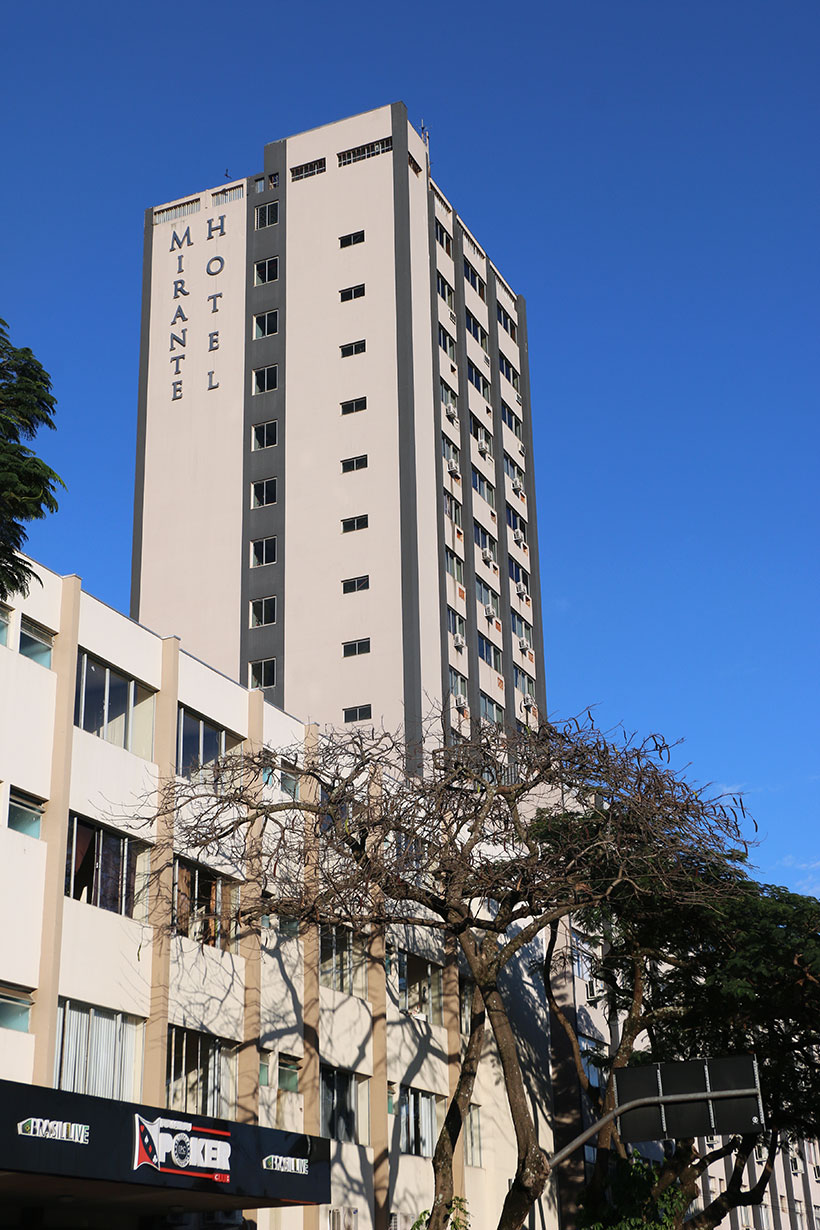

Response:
(0, 317), (63, 599)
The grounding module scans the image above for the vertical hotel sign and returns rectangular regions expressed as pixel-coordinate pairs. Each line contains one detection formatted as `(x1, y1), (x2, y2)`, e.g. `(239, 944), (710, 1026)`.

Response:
(162, 200), (236, 403)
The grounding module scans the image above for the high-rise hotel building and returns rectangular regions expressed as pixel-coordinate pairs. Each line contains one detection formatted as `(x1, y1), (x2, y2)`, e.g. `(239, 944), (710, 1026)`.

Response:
(132, 102), (546, 736)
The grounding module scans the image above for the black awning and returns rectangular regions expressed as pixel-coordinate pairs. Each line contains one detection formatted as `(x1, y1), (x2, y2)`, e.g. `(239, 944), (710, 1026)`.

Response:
(0, 1078), (330, 1211)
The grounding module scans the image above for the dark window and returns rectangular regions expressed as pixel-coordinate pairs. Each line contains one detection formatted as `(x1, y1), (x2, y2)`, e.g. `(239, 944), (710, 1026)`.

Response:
(255, 202), (279, 229)
(176, 706), (240, 778)
(342, 575), (369, 593)
(498, 353), (520, 391)
(251, 659), (276, 689)
(465, 309), (488, 351)
(339, 230), (365, 248)
(438, 325), (456, 362)
(342, 515), (368, 533)
(254, 258), (279, 286)
(435, 218), (452, 256)
(467, 360), (491, 400)
(251, 536), (277, 567)
(252, 420), (277, 450)
(251, 479), (277, 507)
(437, 272), (454, 308)
(291, 158), (326, 182)
(340, 284), (365, 302)
(337, 136), (393, 166)
(497, 303), (518, 342)
(340, 339), (366, 358)
(343, 704), (372, 723)
(253, 310), (278, 339)
(65, 814), (149, 919)
(250, 597), (276, 627)
(173, 858), (238, 951)
(343, 638), (370, 657)
(464, 258), (486, 301)
(478, 632), (502, 672)
(320, 1065), (356, 1141)
(341, 396), (367, 415)
(253, 365), (278, 394)
(341, 454), (368, 473)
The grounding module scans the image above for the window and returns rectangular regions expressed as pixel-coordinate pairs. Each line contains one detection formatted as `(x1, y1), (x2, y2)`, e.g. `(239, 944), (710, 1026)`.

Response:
(391, 950), (444, 1024)
(291, 158), (326, 181)
(341, 396), (367, 415)
(459, 979), (474, 1035)
(465, 309), (488, 351)
(445, 548), (463, 584)
(251, 535), (277, 567)
(470, 413), (493, 455)
(344, 704), (372, 723)
(467, 360), (491, 400)
(478, 632), (502, 672)
(506, 505), (527, 540)
(514, 667), (534, 696)
(342, 575), (369, 593)
(472, 468), (495, 509)
(320, 1065), (357, 1141)
(449, 666), (467, 698)
(501, 400), (522, 438)
(438, 325), (457, 362)
(497, 302), (518, 341)
(0, 604), (8, 646)
(55, 999), (142, 1101)
(476, 578), (499, 616)
(278, 1054), (300, 1093)
(167, 1025), (237, 1119)
(343, 638), (370, 657)
(19, 618), (52, 667)
(464, 259), (486, 301)
(342, 514), (368, 533)
(8, 789), (44, 838)
(65, 814), (149, 920)
(435, 218), (452, 257)
(250, 596), (277, 627)
(253, 365), (278, 394)
(479, 692), (504, 725)
(176, 706), (241, 777)
(796, 1203), (806, 1230)
(74, 651), (154, 759)
(0, 985), (32, 1033)
(504, 452), (525, 484)
(251, 658), (276, 690)
(341, 454), (368, 473)
(252, 478), (277, 507)
(254, 177), (265, 194)
(511, 610), (533, 646)
(465, 1105), (482, 1167)
(339, 230), (365, 248)
(440, 379), (458, 415)
(441, 434), (460, 467)
(173, 856), (238, 951)
(254, 257), (279, 285)
(443, 489), (462, 527)
(498, 353), (520, 391)
(252, 420), (278, 450)
(320, 926), (367, 997)
(447, 607), (466, 639)
(253, 310), (279, 339)
(474, 522), (497, 562)
(437, 272), (454, 308)
(340, 339), (365, 358)
(399, 1086), (436, 1157)
(338, 136), (393, 166)
(212, 185), (243, 204)
(340, 283), (365, 302)
(509, 558), (530, 588)
(279, 763), (300, 800)
(578, 1035), (603, 1088)
(256, 202), (279, 228)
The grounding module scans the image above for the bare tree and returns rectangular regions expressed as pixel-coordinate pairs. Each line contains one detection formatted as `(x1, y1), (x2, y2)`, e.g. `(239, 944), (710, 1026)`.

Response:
(154, 712), (748, 1230)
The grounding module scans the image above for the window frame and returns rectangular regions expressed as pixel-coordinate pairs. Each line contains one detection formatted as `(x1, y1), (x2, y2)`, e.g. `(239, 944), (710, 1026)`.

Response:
(339, 230), (365, 248)
(251, 536), (277, 567)
(254, 257), (279, 286)
(341, 454), (368, 473)
(251, 478), (277, 508)
(342, 575), (369, 593)
(253, 364), (278, 395)
(251, 420), (278, 450)
(253, 310), (279, 340)
(251, 658), (276, 690)
(340, 284), (365, 302)
(255, 201), (279, 229)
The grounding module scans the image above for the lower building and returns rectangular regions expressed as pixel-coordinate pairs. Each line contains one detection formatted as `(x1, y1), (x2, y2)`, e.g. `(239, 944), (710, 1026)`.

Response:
(0, 560), (555, 1230)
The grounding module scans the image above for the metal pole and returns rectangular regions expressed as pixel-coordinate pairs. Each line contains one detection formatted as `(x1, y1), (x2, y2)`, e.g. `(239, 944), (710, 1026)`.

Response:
(548, 1086), (761, 1169)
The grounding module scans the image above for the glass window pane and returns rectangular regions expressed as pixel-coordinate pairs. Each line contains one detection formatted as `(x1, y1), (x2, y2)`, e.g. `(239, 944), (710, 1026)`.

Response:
(83, 658), (107, 737)
(0, 996), (30, 1032)
(19, 625), (52, 667)
(72, 820), (97, 904)
(105, 669), (129, 749)
(131, 685), (154, 760)
(179, 710), (200, 775)
(201, 721), (221, 767)
(8, 795), (41, 838)
(98, 829), (123, 913)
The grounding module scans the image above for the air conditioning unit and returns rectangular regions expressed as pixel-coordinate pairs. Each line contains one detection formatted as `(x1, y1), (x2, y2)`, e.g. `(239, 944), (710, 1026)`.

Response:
(453, 633), (466, 650)
(484, 353), (491, 366)
(445, 404), (458, 422)
(454, 692), (468, 710)
(790, 1157), (803, 1176)
(481, 547), (494, 565)
(518, 441), (526, 456)
(449, 310), (457, 324)
(516, 394), (523, 405)
(522, 694), (535, 710)
(447, 458), (460, 477)
(518, 637), (530, 653)
(484, 603), (496, 620)
(513, 529), (525, 545)
(516, 581), (529, 598)
(477, 439), (490, 457)
(512, 477), (524, 495)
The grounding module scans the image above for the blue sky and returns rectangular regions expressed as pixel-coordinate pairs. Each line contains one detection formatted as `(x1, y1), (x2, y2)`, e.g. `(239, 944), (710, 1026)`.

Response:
(2, 1), (817, 891)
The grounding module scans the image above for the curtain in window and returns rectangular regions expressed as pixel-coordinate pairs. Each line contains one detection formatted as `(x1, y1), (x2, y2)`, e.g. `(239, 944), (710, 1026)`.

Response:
(418, 1090), (435, 1158)
(56, 1000), (137, 1100)
(87, 1007), (118, 1098)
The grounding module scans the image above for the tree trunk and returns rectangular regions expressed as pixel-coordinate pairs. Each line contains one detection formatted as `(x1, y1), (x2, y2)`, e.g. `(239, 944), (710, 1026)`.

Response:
(427, 987), (485, 1230)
